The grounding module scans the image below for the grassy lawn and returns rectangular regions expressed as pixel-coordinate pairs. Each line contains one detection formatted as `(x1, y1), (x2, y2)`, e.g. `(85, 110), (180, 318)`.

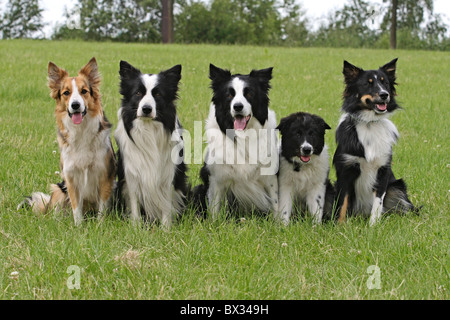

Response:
(0, 40), (448, 299)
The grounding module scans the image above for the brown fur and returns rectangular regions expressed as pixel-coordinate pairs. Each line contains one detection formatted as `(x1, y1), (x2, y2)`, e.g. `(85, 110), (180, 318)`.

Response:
(20, 58), (116, 224)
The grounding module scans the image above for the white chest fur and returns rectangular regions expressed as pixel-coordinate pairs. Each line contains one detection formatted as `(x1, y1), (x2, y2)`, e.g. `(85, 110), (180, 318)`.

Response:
(115, 111), (184, 223)
(345, 118), (399, 213)
(61, 114), (110, 204)
(205, 103), (279, 212)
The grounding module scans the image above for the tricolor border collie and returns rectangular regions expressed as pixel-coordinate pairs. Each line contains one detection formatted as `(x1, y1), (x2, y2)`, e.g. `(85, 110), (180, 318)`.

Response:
(114, 61), (188, 227)
(194, 64), (279, 218)
(19, 57), (116, 225)
(277, 112), (334, 225)
(333, 58), (420, 225)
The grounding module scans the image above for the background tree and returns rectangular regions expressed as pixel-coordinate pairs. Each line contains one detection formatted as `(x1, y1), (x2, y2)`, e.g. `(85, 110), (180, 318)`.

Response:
(54, 0), (162, 42)
(162, 0), (174, 43)
(0, 0), (45, 39)
(382, 0), (447, 49)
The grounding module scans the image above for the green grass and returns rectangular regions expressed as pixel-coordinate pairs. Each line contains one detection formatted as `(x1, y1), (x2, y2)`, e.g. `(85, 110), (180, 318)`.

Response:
(0, 39), (448, 300)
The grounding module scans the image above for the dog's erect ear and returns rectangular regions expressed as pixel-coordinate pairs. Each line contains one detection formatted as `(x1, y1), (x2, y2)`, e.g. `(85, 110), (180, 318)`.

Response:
(160, 64), (182, 84)
(209, 64), (231, 83)
(250, 67), (273, 91)
(343, 60), (363, 84)
(276, 115), (295, 133)
(48, 62), (68, 100)
(79, 57), (100, 82)
(119, 60), (141, 79)
(79, 57), (101, 99)
(380, 58), (398, 85)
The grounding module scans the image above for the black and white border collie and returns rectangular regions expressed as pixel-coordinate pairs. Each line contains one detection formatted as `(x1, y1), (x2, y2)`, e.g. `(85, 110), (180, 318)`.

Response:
(114, 61), (188, 227)
(194, 64), (279, 218)
(333, 58), (420, 225)
(277, 112), (334, 225)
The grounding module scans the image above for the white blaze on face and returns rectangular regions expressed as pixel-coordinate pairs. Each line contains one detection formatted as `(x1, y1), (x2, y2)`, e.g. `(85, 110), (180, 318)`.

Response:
(68, 79), (86, 125)
(230, 77), (252, 130)
(138, 74), (158, 118)
(230, 77), (252, 117)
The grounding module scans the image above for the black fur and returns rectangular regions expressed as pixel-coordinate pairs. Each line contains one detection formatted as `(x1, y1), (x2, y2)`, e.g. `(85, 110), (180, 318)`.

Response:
(116, 61), (188, 218)
(209, 64), (272, 134)
(192, 64), (274, 216)
(333, 58), (420, 222)
(277, 112), (335, 221)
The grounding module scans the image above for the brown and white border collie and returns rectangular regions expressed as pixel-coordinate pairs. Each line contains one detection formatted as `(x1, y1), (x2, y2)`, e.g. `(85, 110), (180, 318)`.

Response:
(19, 57), (116, 225)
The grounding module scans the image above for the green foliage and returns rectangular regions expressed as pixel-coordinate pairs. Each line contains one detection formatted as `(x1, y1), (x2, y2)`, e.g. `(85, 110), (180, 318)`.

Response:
(0, 0), (45, 39)
(53, 0), (162, 42)
(175, 0), (306, 45)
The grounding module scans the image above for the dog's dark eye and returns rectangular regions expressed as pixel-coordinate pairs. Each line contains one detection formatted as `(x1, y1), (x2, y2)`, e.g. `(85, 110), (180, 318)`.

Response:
(135, 91), (142, 97)
(63, 90), (70, 96)
(81, 89), (88, 95)
(228, 88), (235, 99)
(152, 88), (161, 97)
(244, 88), (253, 98)
(297, 130), (303, 136)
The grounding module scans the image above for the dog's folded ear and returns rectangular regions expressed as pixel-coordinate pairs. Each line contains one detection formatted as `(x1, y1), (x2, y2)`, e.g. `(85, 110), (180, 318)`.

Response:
(316, 116), (331, 131)
(119, 60), (141, 79)
(48, 62), (69, 100)
(276, 115), (294, 133)
(343, 60), (363, 84)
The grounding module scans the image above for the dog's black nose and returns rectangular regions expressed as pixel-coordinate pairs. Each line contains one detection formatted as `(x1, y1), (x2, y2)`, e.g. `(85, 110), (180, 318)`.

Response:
(142, 105), (152, 115)
(233, 103), (244, 112)
(379, 92), (389, 100)
(71, 102), (80, 110)
(302, 146), (312, 155)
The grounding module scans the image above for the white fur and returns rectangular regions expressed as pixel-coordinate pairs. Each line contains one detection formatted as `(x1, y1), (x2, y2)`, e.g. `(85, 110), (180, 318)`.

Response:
(277, 145), (330, 225)
(137, 74), (158, 118)
(340, 115), (399, 217)
(204, 103), (279, 218)
(230, 78), (252, 117)
(68, 79), (86, 114)
(61, 112), (112, 225)
(115, 110), (184, 227)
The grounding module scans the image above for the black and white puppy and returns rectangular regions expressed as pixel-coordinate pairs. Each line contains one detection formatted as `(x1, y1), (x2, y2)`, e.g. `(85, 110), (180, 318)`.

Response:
(277, 112), (334, 225)
(194, 64), (279, 218)
(333, 58), (419, 225)
(115, 61), (188, 227)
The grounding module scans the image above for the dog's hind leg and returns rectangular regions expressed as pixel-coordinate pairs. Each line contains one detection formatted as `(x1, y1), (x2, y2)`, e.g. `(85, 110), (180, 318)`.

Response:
(383, 179), (420, 215)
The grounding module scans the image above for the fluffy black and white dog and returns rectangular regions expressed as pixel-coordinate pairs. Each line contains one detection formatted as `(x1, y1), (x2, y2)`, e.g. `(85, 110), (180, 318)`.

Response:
(277, 112), (334, 225)
(115, 61), (188, 227)
(194, 64), (279, 218)
(333, 58), (419, 225)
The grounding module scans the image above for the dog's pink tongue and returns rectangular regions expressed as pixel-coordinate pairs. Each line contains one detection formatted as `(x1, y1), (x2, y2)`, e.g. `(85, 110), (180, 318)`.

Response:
(72, 113), (83, 125)
(234, 118), (247, 130)
(301, 156), (310, 163)
(377, 104), (387, 111)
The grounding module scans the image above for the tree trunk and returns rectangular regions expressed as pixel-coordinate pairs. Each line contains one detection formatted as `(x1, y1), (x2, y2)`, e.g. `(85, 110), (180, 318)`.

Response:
(390, 0), (397, 49)
(162, 0), (173, 44)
